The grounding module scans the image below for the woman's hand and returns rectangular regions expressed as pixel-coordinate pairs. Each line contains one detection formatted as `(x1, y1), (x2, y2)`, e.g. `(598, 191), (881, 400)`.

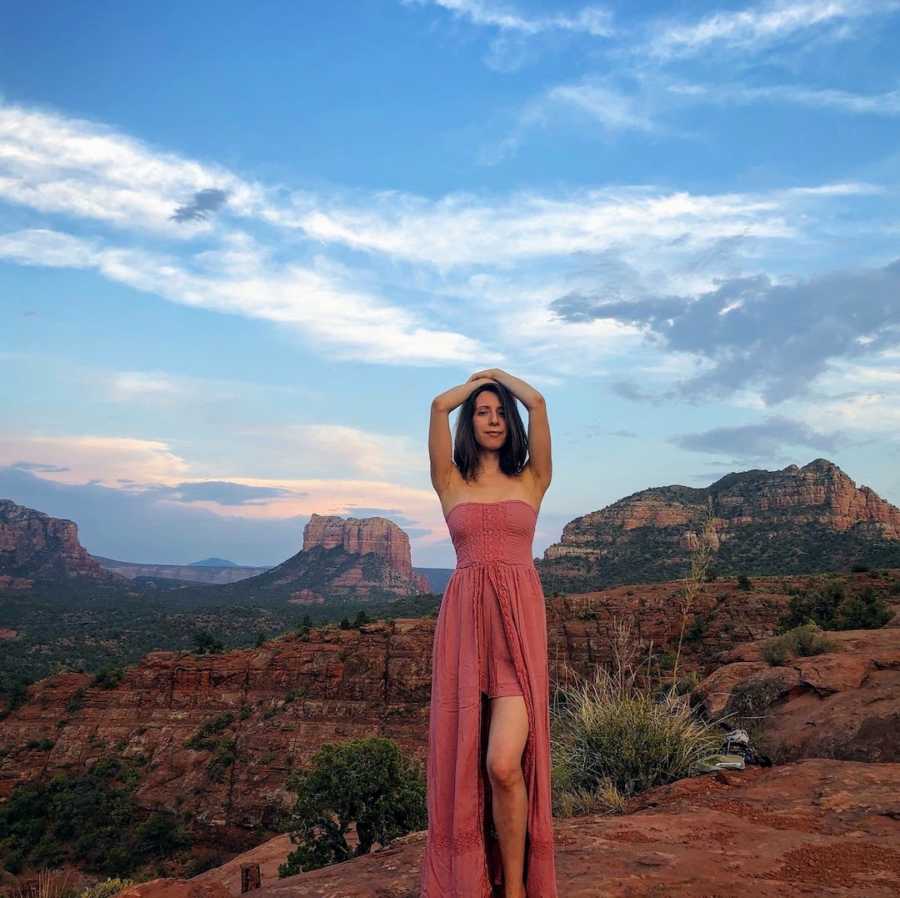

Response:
(467, 368), (501, 383)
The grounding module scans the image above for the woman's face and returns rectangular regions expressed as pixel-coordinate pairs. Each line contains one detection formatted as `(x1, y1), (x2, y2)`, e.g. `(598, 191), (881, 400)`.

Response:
(472, 390), (506, 449)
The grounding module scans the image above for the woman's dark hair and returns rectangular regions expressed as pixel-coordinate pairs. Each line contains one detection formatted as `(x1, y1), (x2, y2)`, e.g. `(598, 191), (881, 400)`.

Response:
(453, 382), (528, 481)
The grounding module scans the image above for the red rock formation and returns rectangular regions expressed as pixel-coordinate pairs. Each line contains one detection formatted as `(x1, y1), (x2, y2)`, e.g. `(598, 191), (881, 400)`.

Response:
(0, 499), (128, 584)
(302, 513), (429, 591)
(253, 513), (430, 602)
(540, 458), (900, 590)
(692, 624), (900, 763)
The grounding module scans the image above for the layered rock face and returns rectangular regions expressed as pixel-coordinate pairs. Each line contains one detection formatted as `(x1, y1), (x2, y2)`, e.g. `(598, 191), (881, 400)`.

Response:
(302, 514), (426, 586)
(0, 499), (128, 585)
(252, 513), (430, 602)
(539, 458), (900, 591)
(0, 618), (434, 843)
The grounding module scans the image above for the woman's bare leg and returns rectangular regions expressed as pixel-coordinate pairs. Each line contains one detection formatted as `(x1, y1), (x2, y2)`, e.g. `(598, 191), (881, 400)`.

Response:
(486, 694), (529, 898)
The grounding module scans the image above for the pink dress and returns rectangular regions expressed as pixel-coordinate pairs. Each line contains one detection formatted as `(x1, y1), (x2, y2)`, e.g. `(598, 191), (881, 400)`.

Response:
(419, 499), (559, 898)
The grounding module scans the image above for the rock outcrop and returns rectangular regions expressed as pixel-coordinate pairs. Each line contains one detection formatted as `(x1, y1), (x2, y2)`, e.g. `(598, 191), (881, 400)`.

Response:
(0, 498), (128, 585)
(692, 624), (900, 763)
(539, 458), (900, 591)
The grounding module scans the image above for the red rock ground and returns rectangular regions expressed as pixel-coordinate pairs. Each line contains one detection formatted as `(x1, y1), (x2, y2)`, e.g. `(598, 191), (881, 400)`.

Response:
(114, 758), (900, 898)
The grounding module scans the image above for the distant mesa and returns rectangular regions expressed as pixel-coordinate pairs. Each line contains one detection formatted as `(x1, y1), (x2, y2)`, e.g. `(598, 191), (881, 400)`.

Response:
(94, 555), (271, 585)
(190, 557), (238, 567)
(537, 458), (900, 592)
(0, 498), (129, 588)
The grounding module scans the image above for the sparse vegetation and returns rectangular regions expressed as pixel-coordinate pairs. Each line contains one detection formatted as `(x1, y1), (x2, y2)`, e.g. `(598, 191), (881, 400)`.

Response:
(778, 580), (892, 632)
(184, 712), (234, 751)
(0, 758), (191, 875)
(92, 666), (125, 689)
(79, 877), (135, 898)
(66, 686), (87, 714)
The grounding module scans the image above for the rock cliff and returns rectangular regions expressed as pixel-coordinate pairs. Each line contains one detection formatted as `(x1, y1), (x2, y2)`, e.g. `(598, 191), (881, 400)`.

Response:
(538, 458), (900, 591)
(0, 499), (128, 585)
(3, 569), (895, 848)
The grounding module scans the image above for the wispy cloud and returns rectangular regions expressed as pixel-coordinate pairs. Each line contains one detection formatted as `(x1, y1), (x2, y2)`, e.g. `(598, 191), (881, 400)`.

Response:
(402, 0), (613, 36)
(0, 104), (262, 235)
(645, 0), (897, 60)
(667, 80), (900, 116)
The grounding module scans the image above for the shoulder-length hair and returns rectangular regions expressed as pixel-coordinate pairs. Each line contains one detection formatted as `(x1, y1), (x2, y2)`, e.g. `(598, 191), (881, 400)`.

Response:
(453, 382), (528, 481)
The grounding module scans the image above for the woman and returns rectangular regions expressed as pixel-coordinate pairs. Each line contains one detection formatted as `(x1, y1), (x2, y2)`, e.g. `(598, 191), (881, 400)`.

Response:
(419, 368), (558, 898)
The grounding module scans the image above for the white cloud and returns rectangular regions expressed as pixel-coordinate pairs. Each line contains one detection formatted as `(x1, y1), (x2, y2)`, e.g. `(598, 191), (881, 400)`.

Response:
(0, 227), (484, 364)
(402, 0), (613, 36)
(0, 103), (265, 235)
(0, 434), (191, 488)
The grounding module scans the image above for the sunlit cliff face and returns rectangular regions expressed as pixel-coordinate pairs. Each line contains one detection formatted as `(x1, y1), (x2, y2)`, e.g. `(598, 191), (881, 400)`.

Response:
(472, 390), (507, 451)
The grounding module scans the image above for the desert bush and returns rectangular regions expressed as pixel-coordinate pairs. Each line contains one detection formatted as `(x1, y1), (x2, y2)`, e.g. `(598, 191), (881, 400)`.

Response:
(279, 736), (426, 876)
(762, 622), (836, 666)
(79, 877), (134, 898)
(551, 655), (721, 817)
(737, 575), (752, 591)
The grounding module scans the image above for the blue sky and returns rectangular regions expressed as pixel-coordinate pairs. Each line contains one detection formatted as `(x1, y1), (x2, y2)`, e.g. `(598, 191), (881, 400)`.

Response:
(2, 0), (899, 568)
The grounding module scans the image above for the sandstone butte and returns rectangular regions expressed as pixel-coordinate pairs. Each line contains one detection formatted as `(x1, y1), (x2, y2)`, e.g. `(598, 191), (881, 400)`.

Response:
(1, 570), (899, 896)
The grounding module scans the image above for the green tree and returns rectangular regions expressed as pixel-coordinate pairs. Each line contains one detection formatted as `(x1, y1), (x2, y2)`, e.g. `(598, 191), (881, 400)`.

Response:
(278, 737), (426, 876)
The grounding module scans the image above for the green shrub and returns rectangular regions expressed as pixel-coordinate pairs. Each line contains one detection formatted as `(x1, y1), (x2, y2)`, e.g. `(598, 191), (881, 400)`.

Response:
(684, 613), (708, 642)
(207, 738), (238, 782)
(762, 622), (836, 666)
(737, 575), (752, 591)
(191, 630), (224, 654)
(779, 580), (891, 631)
(834, 587), (892, 629)
(279, 737), (426, 876)
(551, 665), (721, 817)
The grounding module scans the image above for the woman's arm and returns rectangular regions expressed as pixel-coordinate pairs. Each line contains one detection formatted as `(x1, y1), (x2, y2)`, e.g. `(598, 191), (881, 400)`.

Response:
(429, 377), (495, 493)
(467, 368), (551, 492)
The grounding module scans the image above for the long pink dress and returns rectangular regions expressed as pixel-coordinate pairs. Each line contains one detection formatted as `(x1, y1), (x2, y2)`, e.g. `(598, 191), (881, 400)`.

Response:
(419, 498), (559, 898)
